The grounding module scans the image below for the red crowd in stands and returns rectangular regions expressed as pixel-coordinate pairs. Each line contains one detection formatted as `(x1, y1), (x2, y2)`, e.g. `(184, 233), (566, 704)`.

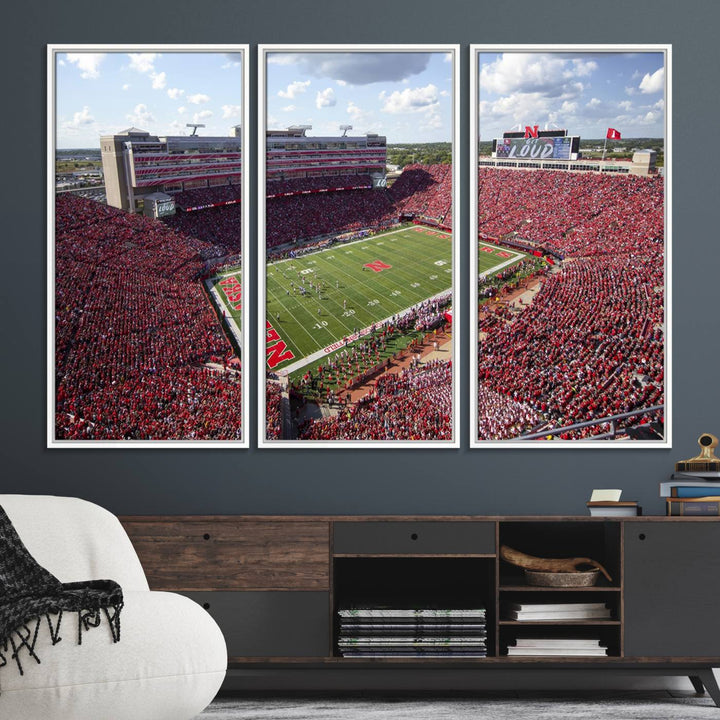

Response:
(476, 168), (664, 440)
(265, 189), (397, 248)
(296, 360), (452, 441)
(267, 175), (372, 197)
(390, 164), (453, 224)
(55, 194), (242, 440)
(266, 383), (283, 440)
(172, 183), (242, 210)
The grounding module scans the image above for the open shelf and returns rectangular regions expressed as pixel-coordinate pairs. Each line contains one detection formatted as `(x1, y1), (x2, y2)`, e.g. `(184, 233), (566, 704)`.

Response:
(333, 556), (495, 658)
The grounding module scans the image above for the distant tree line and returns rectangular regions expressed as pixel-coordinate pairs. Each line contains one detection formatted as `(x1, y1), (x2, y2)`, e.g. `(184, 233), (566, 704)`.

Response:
(387, 143), (452, 168)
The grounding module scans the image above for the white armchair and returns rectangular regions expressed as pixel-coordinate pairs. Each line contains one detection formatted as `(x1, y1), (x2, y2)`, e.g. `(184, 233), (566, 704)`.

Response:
(0, 495), (226, 720)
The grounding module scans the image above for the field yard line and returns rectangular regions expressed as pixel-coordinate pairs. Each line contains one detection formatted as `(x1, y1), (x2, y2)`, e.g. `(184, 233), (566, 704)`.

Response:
(205, 276), (242, 351)
(268, 225), (451, 267)
(477, 249), (526, 279)
(277, 288), (452, 377)
(313, 252), (413, 314)
(266, 284), (323, 352)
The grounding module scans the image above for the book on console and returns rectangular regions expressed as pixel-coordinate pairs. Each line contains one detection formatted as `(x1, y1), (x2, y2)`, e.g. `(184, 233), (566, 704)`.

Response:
(661, 478), (720, 497)
(508, 602), (607, 613)
(507, 607), (611, 621)
(512, 637), (604, 648)
(506, 647), (608, 657)
(586, 501), (639, 516)
(666, 497), (720, 516)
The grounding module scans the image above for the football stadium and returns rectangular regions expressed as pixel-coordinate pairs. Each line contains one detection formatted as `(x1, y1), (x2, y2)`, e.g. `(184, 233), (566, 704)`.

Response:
(54, 128), (246, 441)
(262, 127), (458, 442)
(475, 127), (665, 442)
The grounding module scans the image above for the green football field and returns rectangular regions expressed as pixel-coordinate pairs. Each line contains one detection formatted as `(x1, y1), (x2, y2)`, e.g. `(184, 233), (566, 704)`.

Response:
(477, 241), (528, 277)
(209, 230), (528, 374)
(265, 226), (453, 372)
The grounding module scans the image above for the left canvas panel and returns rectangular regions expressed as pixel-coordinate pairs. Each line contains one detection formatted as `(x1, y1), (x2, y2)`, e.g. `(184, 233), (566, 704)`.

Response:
(49, 46), (249, 447)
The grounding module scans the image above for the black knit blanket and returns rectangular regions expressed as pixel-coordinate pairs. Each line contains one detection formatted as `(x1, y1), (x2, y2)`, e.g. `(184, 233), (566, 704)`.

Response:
(0, 504), (123, 680)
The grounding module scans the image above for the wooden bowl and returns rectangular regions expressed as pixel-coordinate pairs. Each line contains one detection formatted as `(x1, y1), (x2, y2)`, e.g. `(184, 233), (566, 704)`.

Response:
(524, 568), (600, 587)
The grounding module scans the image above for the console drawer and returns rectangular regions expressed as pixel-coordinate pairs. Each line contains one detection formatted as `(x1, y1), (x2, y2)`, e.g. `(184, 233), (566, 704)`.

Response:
(333, 521), (495, 555)
(122, 519), (330, 591)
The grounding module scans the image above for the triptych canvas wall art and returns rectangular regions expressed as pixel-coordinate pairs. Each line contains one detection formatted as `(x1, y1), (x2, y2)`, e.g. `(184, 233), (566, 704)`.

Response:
(48, 44), (669, 448)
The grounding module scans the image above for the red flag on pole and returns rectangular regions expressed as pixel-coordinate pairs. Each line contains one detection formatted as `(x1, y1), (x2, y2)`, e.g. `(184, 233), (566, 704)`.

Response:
(606, 128), (622, 140)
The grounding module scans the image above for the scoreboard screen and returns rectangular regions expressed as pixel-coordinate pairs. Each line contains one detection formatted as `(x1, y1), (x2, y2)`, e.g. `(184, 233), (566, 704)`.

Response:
(155, 198), (176, 217)
(495, 136), (573, 161)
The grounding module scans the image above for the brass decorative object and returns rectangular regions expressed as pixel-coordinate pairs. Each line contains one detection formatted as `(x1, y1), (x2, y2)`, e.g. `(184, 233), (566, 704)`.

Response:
(675, 434), (720, 473)
(500, 545), (613, 583)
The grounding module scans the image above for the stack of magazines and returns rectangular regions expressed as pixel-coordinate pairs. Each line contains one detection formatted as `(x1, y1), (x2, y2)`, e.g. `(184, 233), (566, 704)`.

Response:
(506, 637), (608, 657)
(337, 607), (487, 657)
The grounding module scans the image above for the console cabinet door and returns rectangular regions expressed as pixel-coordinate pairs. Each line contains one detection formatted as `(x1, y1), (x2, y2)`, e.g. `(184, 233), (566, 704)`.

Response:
(624, 522), (720, 658)
(184, 591), (330, 658)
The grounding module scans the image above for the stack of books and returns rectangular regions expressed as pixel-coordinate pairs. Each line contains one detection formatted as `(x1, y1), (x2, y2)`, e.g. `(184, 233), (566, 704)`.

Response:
(504, 602), (612, 621)
(661, 472), (720, 516)
(336, 607), (487, 657)
(506, 637), (608, 657)
(586, 500), (640, 517)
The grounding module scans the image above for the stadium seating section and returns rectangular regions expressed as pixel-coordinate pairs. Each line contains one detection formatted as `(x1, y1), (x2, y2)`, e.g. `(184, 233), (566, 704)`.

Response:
(55, 194), (242, 440)
(476, 168), (664, 440)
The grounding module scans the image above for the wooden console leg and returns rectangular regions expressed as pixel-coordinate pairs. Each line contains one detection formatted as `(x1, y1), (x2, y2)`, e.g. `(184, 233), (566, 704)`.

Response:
(699, 670), (720, 707)
(689, 675), (705, 694)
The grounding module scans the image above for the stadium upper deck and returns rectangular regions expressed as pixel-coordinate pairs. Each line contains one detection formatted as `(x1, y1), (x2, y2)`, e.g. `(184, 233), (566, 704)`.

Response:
(266, 127), (386, 184)
(101, 127), (242, 215)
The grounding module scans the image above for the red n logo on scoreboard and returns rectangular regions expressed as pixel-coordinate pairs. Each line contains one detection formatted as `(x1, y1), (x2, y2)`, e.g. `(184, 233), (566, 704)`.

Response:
(363, 260), (392, 273)
(524, 125), (539, 138)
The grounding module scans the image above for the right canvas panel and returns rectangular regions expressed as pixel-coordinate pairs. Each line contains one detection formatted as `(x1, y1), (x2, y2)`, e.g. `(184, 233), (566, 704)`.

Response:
(471, 46), (670, 447)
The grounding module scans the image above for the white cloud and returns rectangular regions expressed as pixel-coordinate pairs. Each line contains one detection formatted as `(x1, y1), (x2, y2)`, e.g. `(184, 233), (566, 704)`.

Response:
(222, 104), (242, 119)
(654, 98), (665, 111)
(270, 52), (431, 86)
(65, 53), (106, 79)
(122, 84), (130, 91)
(127, 103), (155, 127)
(587, 97), (601, 108)
(481, 53), (591, 98)
(150, 71), (166, 90)
(282, 104), (296, 112)
(278, 80), (311, 99)
(625, 86), (637, 96)
(221, 53), (242, 69)
(316, 87), (336, 109)
(167, 87), (184, 100)
(66, 106), (95, 128)
(127, 53), (159, 74)
(193, 110), (213, 123)
(178, 106), (186, 115)
(187, 93), (211, 105)
(618, 100), (633, 111)
(336, 79), (347, 87)
(381, 84), (439, 114)
(639, 67), (664, 94)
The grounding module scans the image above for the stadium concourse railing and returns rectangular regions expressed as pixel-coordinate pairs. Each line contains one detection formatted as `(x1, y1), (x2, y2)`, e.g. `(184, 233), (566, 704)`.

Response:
(516, 404), (664, 441)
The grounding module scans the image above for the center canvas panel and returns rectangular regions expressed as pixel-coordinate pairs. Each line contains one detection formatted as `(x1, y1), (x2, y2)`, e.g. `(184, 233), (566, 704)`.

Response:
(259, 46), (458, 447)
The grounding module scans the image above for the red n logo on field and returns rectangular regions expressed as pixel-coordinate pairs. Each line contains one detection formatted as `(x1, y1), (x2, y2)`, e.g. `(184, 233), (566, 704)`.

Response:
(364, 260), (392, 273)
(524, 125), (539, 138)
(265, 320), (295, 369)
(266, 341), (294, 368)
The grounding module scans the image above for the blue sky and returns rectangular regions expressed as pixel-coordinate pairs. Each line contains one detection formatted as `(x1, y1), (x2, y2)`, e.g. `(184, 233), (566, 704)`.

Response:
(266, 51), (453, 143)
(55, 51), (243, 149)
(478, 51), (666, 141)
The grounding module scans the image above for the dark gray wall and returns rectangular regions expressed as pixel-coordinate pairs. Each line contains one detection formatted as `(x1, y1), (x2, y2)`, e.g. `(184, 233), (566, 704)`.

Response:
(3, 0), (718, 517)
